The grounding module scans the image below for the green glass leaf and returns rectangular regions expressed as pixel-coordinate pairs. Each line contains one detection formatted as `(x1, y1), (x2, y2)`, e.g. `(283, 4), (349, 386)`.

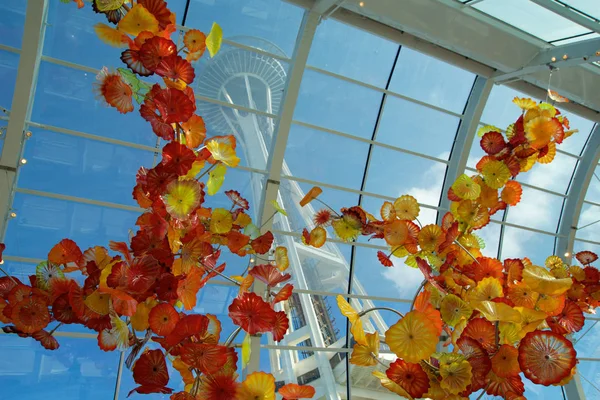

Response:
(36, 261), (64, 290)
(207, 164), (227, 195)
(271, 200), (287, 216)
(117, 67), (151, 104)
(244, 223), (260, 240)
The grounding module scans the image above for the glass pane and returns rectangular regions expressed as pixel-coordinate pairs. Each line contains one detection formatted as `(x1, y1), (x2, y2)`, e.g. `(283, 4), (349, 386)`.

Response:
(389, 47), (476, 114)
(579, 360), (600, 400)
(506, 186), (565, 233)
(559, 113), (596, 156)
(551, 32), (599, 45)
(308, 18), (398, 88)
(365, 147), (446, 207)
(194, 43), (289, 116)
(272, 231), (351, 295)
(284, 124), (370, 191)
(523, 382), (565, 400)
(478, 221), (502, 259)
(561, 0), (600, 20)
(474, 0), (590, 42)
(585, 165), (600, 204)
(294, 70), (384, 140)
(0, 0), (26, 49)
(576, 203), (600, 242)
(185, 0), (304, 57)
(0, 335), (120, 400)
(480, 85), (533, 130)
(353, 245), (423, 300)
(500, 226), (556, 265)
(18, 128), (155, 207)
(32, 61), (157, 147)
(3, 192), (140, 259)
(573, 318), (600, 359)
(518, 150), (577, 195)
(376, 95), (461, 159)
(0, 50), (19, 112)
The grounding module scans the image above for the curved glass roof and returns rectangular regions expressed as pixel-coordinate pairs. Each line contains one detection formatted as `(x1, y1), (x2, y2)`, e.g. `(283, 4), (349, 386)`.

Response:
(0, 0), (599, 399)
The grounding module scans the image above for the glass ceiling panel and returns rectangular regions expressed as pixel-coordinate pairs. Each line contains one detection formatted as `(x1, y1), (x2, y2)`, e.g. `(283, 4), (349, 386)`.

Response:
(284, 123), (370, 190)
(294, 69), (384, 139)
(560, 0), (600, 20)
(584, 164), (600, 204)
(575, 203), (600, 241)
(18, 128), (155, 207)
(473, 0), (591, 42)
(185, 0), (304, 57)
(375, 95), (460, 160)
(0, 120), (6, 155)
(505, 186), (565, 232)
(33, 61), (158, 147)
(578, 360), (600, 400)
(388, 47), (476, 114)
(3, 193), (140, 260)
(0, 50), (19, 112)
(0, 335), (120, 400)
(500, 226), (556, 265)
(307, 18), (398, 88)
(365, 147), (446, 208)
(0, 0), (26, 49)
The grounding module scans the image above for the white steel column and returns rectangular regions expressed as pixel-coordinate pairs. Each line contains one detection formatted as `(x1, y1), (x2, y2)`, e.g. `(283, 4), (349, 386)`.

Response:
(437, 77), (493, 223)
(246, 7), (331, 390)
(0, 0), (48, 240)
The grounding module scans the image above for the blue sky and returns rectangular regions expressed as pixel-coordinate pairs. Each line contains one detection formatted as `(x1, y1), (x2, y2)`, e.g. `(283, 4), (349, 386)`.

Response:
(1, 0), (600, 399)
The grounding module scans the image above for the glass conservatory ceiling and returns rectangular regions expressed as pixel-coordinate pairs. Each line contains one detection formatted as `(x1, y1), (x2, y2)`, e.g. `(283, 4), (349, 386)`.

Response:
(0, 0), (599, 399)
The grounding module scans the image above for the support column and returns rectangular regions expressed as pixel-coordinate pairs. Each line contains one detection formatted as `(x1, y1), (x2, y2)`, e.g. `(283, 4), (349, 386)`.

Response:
(0, 0), (48, 240)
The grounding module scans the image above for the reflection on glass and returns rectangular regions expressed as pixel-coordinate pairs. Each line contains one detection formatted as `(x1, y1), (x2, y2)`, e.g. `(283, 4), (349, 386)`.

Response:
(284, 124), (370, 190)
(294, 70), (384, 139)
(0, 335), (119, 400)
(18, 128), (155, 206)
(376, 95), (460, 159)
(0, 0), (26, 49)
(500, 226), (556, 265)
(3, 193), (140, 260)
(0, 51), (19, 112)
(389, 47), (475, 114)
(308, 18), (398, 88)
(185, 0), (303, 57)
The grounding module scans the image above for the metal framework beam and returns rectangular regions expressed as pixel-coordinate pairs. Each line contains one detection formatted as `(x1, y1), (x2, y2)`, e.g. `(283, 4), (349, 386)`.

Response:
(529, 0), (600, 34)
(494, 37), (600, 83)
(437, 76), (493, 224)
(0, 0), (48, 241)
(311, 0), (344, 15)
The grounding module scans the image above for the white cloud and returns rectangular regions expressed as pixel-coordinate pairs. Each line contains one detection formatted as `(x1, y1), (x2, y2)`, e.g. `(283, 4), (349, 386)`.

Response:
(381, 258), (426, 299)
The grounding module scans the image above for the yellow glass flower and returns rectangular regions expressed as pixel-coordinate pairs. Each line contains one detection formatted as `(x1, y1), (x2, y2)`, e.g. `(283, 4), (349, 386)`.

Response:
(468, 277), (503, 304)
(349, 331), (379, 366)
(131, 298), (157, 332)
(206, 140), (240, 167)
(336, 295), (366, 345)
(481, 160), (511, 189)
(237, 372), (275, 400)
(210, 208), (233, 234)
(385, 310), (438, 363)
(207, 163), (227, 195)
(94, 23), (128, 48)
(538, 141), (556, 164)
(393, 195), (420, 220)
(418, 224), (445, 252)
(522, 265), (572, 296)
(372, 371), (413, 398)
(380, 201), (396, 221)
(117, 4), (159, 36)
(84, 290), (111, 316)
(456, 200), (489, 229)
(525, 116), (562, 150)
(545, 255), (563, 269)
(275, 246), (289, 271)
(512, 97), (537, 110)
(163, 180), (202, 220)
(440, 294), (472, 327)
(451, 174), (481, 200)
(439, 356), (472, 395)
(332, 217), (360, 242)
(476, 300), (521, 323)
